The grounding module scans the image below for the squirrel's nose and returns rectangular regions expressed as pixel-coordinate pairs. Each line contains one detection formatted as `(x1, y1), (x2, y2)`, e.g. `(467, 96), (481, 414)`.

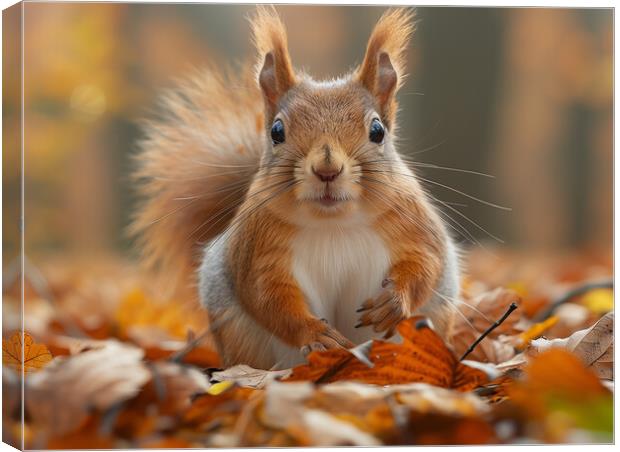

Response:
(312, 165), (343, 183)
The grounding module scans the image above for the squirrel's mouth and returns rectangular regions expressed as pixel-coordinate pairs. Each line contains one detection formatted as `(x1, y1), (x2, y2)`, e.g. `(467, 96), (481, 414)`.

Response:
(317, 193), (340, 207)
(310, 188), (353, 209)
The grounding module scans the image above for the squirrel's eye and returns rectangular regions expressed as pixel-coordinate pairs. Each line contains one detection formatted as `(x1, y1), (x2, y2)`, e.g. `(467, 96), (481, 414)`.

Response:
(369, 118), (385, 144)
(271, 119), (285, 145)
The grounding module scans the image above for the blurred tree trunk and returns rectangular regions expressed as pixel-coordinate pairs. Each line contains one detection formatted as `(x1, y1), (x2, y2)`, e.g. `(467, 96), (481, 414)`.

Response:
(489, 9), (612, 251)
(63, 123), (114, 253)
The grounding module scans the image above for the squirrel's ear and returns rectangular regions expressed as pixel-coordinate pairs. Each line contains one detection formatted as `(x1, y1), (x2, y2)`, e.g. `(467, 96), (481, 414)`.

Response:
(252, 6), (296, 116)
(356, 8), (415, 122)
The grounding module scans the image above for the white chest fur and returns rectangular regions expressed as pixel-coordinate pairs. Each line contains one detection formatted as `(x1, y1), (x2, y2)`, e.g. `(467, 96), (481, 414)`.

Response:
(291, 223), (391, 343)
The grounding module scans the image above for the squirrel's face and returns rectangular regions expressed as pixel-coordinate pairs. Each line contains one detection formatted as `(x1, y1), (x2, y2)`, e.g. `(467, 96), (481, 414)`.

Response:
(252, 8), (414, 223)
(261, 80), (396, 221)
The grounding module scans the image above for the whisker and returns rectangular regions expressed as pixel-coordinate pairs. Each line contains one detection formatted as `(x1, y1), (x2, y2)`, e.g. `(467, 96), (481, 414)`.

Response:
(428, 195), (504, 244)
(431, 288), (483, 335)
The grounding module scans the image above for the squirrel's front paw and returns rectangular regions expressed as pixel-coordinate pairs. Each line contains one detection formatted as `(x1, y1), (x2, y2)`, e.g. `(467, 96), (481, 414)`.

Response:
(300, 321), (353, 357)
(356, 278), (410, 339)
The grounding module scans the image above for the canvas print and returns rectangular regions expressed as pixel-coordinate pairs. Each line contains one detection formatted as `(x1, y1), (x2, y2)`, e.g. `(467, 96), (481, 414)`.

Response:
(2, 2), (614, 448)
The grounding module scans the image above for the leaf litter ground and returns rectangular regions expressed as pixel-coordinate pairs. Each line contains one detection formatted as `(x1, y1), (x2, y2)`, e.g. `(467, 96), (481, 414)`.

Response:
(2, 248), (613, 447)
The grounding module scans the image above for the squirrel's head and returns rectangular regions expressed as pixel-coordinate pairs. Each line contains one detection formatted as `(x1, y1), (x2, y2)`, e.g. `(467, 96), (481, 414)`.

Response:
(252, 7), (415, 223)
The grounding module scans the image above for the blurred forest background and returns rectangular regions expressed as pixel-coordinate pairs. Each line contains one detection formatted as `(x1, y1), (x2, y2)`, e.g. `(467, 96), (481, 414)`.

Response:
(3, 4), (613, 267)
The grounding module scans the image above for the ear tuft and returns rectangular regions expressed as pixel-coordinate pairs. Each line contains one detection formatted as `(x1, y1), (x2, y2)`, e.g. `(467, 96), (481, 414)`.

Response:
(356, 8), (416, 116)
(251, 6), (296, 114)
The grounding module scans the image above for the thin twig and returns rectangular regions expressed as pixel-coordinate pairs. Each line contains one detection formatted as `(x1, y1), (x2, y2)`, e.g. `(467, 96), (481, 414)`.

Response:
(168, 329), (212, 364)
(534, 279), (613, 322)
(168, 308), (236, 364)
(460, 302), (518, 361)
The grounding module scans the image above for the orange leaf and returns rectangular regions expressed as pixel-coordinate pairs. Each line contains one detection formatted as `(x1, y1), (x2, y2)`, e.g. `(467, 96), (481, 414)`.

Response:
(115, 288), (207, 340)
(2, 331), (52, 373)
(286, 317), (488, 391)
(516, 316), (558, 350)
(510, 348), (609, 401)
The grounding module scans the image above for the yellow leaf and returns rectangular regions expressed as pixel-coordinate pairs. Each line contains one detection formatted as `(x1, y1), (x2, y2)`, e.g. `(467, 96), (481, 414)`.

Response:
(116, 288), (203, 340)
(506, 281), (528, 298)
(2, 331), (53, 372)
(207, 381), (234, 395)
(581, 289), (613, 314)
(517, 316), (558, 351)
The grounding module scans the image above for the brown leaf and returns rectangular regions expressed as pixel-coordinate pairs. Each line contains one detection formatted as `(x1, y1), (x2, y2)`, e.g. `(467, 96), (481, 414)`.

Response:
(458, 288), (523, 337)
(286, 317), (488, 391)
(46, 415), (114, 449)
(529, 312), (614, 379)
(113, 361), (210, 439)
(452, 330), (517, 364)
(404, 412), (496, 444)
(3, 331), (52, 373)
(210, 364), (292, 389)
(451, 288), (523, 363)
(508, 348), (610, 409)
(183, 384), (255, 428)
(505, 348), (612, 442)
(25, 340), (150, 435)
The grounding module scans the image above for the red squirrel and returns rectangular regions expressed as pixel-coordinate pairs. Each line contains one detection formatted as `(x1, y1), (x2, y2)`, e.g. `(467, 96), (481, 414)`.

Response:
(132, 7), (460, 369)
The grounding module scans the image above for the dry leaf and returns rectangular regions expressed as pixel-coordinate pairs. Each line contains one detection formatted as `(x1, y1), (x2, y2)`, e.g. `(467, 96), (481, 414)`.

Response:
(452, 330), (517, 364)
(581, 288), (613, 314)
(25, 340), (150, 435)
(116, 288), (206, 340)
(295, 409), (381, 446)
(2, 331), (53, 373)
(516, 316), (558, 350)
(458, 288), (523, 337)
(45, 415), (114, 449)
(149, 361), (210, 413)
(529, 312), (613, 379)
(111, 360), (210, 439)
(287, 317), (488, 391)
(261, 381), (381, 446)
(183, 384), (255, 428)
(506, 348), (612, 442)
(451, 288), (523, 363)
(210, 364), (292, 389)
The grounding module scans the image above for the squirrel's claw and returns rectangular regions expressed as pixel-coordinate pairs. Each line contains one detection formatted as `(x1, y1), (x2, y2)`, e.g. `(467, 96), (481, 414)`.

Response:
(357, 286), (408, 337)
(301, 321), (354, 357)
(300, 342), (327, 357)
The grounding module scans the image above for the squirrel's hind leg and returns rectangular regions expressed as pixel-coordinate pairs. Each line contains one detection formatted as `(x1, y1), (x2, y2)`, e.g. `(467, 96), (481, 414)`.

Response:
(198, 235), (272, 368)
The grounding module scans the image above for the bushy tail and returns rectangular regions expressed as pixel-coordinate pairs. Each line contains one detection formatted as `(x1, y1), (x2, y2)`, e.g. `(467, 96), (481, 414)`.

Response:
(130, 66), (265, 298)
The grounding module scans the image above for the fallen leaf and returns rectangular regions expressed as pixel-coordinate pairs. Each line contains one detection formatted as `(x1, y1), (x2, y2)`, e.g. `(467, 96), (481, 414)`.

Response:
(506, 348), (612, 442)
(149, 361), (210, 412)
(2, 331), (53, 373)
(25, 340), (150, 435)
(529, 312), (613, 379)
(516, 316), (558, 350)
(581, 288), (613, 314)
(112, 360), (210, 439)
(260, 381), (381, 446)
(115, 288), (206, 340)
(208, 380), (235, 395)
(210, 365), (292, 389)
(404, 412), (495, 444)
(547, 302), (591, 338)
(46, 415), (114, 449)
(458, 288), (523, 337)
(286, 317), (488, 391)
(139, 436), (193, 448)
(294, 409), (381, 446)
(181, 384), (257, 445)
(451, 288), (523, 363)
(452, 330), (516, 364)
